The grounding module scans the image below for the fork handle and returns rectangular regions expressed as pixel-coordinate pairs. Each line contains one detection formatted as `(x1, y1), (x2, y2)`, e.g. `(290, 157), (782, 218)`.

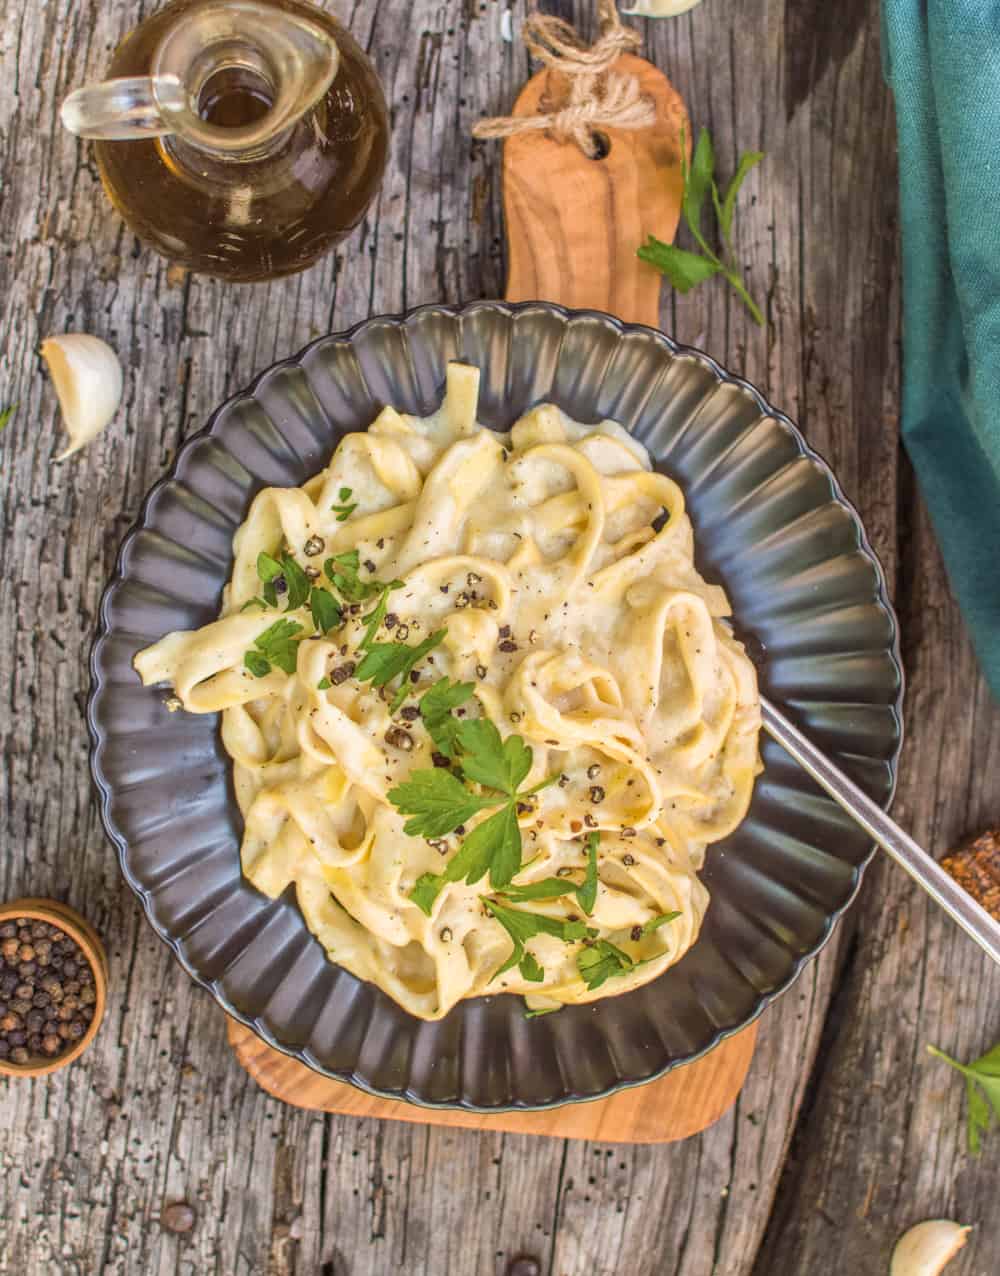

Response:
(761, 698), (1000, 967)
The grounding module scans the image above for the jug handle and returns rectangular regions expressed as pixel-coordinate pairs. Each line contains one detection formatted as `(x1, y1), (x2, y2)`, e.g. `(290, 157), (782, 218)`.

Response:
(61, 75), (187, 141)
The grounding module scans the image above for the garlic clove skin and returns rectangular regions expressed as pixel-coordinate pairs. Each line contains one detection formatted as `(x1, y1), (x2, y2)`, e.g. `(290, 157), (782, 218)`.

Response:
(41, 334), (124, 461)
(890, 1220), (972, 1276)
(621, 0), (702, 16)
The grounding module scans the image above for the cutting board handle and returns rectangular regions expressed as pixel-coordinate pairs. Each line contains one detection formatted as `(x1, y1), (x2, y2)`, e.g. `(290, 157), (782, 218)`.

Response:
(502, 52), (688, 327)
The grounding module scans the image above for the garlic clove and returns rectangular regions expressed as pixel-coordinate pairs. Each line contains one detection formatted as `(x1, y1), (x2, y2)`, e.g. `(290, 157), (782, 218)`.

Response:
(41, 334), (124, 461)
(621, 0), (702, 16)
(890, 1220), (972, 1276)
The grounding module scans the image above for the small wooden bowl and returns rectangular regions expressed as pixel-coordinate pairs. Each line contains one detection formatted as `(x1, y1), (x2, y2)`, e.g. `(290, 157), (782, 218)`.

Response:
(0, 897), (108, 1078)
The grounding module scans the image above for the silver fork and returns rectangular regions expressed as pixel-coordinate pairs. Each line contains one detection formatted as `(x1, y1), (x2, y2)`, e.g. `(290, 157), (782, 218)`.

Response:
(762, 696), (1000, 967)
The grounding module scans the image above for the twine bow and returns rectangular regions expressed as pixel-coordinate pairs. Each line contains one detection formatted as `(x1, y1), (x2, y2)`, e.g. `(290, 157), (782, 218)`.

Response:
(472, 0), (655, 158)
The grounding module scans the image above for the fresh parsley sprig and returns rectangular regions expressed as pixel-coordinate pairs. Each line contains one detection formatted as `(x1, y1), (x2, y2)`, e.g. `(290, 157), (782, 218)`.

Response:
(638, 126), (764, 325)
(500, 831), (600, 916)
(928, 1036), (1000, 1155)
(243, 618), (304, 678)
(323, 549), (402, 603)
(331, 485), (357, 521)
(356, 629), (446, 713)
(577, 912), (682, 990)
(392, 718), (558, 914)
(257, 550), (310, 609)
(419, 677), (476, 759)
(309, 585), (342, 635)
(0, 403), (16, 433)
(483, 897), (593, 983)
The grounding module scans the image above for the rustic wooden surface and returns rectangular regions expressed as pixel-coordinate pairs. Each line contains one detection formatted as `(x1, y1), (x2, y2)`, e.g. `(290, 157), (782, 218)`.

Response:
(1, 0), (998, 1273)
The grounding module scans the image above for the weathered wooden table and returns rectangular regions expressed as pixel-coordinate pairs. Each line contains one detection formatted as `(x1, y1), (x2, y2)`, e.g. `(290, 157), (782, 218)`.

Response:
(2, 0), (998, 1272)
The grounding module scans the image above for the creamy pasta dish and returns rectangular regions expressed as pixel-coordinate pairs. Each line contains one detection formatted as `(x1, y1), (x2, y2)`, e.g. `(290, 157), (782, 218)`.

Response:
(135, 363), (762, 1020)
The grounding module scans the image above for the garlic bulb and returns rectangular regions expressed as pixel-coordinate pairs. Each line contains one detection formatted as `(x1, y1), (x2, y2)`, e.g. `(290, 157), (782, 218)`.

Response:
(891, 1220), (972, 1276)
(622, 0), (702, 16)
(41, 334), (124, 461)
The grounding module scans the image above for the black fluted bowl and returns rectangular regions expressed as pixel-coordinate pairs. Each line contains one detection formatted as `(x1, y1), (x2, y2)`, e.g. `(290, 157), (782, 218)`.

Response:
(89, 302), (903, 1109)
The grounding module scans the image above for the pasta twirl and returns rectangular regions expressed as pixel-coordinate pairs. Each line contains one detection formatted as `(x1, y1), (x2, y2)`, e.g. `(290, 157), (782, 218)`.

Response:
(135, 363), (762, 1020)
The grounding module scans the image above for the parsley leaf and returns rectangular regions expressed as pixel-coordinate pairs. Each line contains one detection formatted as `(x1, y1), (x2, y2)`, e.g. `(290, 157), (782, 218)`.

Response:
(928, 1038), (1000, 1155)
(388, 768), (500, 839)
(524, 1004), (562, 1019)
(577, 832), (599, 916)
(323, 550), (403, 604)
(499, 877), (576, 904)
(309, 585), (342, 634)
(407, 805), (521, 916)
(484, 898), (592, 981)
(248, 618), (304, 675)
(410, 873), (446, 915)
(356, 629), (446, 713)
(323, 550), (379, 602)
(257, 551), (282, 606)
(577, 938), (635, 991)
(642, 911), (681, 936)
(638, 125), (764, 326)
(636, 239), (720, 293)
(331, 486), (357, 520)
(0, 403), (16, 433)
(391, 723), (557, 912)
(257, 551), (283, 582)
(279, 553), (310, 610)
(456, 718), (532, 794)
(317, 676), (332, 690)
(244, 650), (271, 678)
(240, 597), (268, 612)
(359, 587), (392, 651)
(419, 678), (476, 759)
(501, 833), (600, 914)
(257, 550), (309, 610)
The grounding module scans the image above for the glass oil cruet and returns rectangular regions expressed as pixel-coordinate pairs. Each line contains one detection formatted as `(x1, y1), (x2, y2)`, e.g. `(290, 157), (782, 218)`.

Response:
(60, 0), (389, 282)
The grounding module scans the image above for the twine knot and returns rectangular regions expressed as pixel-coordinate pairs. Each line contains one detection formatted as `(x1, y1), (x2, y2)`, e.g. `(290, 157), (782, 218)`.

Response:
(472, 0), (655, 158)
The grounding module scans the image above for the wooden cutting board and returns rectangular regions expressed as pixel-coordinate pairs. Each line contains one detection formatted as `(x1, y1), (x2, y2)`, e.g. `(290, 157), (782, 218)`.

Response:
(229, 51), (759, 1142)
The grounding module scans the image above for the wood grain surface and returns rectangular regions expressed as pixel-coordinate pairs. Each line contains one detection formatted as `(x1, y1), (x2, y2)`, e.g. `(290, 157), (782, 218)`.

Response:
(228, 1019), (758, 1143)
(1, 0), (998, 1274)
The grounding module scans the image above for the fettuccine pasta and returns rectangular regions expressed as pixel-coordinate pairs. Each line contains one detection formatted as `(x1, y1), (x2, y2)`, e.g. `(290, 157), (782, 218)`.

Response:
(135, 363), (762, 1020)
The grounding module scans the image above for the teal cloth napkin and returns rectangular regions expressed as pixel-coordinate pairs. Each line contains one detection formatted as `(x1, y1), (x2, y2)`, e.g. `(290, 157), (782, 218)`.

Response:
(882, 1), (1000, 698)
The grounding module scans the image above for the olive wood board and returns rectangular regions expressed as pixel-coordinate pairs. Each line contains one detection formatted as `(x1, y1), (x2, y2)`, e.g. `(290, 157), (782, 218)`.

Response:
(228, 1017), (757, 1142)
(227, 52), (761, 1140)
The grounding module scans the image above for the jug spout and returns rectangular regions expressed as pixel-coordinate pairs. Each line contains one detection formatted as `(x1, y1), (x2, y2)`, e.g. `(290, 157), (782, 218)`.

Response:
(60, 0), (339, 153)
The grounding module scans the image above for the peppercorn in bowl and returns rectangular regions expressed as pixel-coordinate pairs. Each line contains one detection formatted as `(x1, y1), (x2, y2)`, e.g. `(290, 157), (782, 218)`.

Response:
(0, 899), (108, 1077)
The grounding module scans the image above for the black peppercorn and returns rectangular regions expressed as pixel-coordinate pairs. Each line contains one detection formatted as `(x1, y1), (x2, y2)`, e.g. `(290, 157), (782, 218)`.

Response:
(384, 727), (414, 752)
(0, 918), (97, 1065)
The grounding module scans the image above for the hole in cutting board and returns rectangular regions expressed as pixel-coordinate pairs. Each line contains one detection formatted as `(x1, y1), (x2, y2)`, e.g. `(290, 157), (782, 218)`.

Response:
(588, 130), (611, 160)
